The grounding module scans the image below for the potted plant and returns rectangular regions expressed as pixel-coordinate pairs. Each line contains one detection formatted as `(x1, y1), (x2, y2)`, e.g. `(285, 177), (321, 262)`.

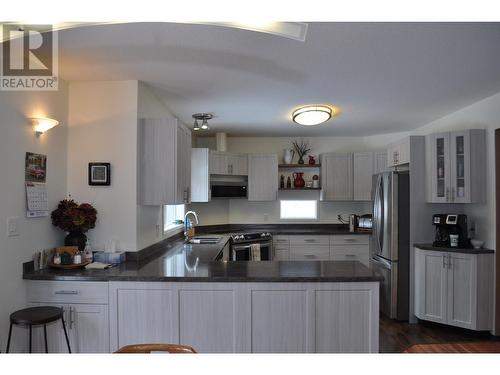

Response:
(51, 199), (97, 251)
(292, 139), (311, 164)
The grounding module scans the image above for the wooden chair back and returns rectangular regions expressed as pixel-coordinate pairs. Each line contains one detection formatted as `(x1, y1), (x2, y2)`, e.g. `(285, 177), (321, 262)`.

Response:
(115, 343), (197, 354)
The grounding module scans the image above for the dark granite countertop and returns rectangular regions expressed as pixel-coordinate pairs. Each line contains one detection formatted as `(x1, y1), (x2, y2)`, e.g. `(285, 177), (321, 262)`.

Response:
(23, 234), (382, 283)
(414, 243), (494, 254)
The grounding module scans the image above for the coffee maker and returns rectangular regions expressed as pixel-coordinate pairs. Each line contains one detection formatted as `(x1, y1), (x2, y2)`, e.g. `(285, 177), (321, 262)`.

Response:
(432, 214), (469, 248)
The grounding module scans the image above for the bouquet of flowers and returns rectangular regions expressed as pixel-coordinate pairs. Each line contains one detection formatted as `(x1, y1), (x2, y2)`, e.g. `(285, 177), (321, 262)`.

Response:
(51, 199), (97, 233)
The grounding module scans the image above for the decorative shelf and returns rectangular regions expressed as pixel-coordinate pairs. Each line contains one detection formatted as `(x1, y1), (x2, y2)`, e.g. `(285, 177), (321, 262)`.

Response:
(279, 187), (321, 191)
(278, 164), (321, 168)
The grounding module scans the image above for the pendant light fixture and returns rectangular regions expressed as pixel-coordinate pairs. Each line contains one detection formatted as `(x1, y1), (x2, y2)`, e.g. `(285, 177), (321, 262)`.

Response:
(292, 105), (335, 126)
(193, 119), (200, 131)
(192, 113), (213, 131)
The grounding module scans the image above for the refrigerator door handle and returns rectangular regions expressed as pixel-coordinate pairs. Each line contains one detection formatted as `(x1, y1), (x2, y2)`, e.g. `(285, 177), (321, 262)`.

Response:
(374, 174), (384, 255)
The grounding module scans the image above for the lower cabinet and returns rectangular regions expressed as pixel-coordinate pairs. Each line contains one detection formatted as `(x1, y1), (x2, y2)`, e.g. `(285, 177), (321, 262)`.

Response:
(28, 302), (109, 353)
(26, 281), (109, 353)
(108, 281), (379, 353)
(274, 234), (370, 266)
(414, 248), (493, 330)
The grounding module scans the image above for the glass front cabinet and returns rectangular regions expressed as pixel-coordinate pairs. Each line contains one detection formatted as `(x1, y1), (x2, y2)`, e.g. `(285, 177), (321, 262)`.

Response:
(426, 129), (486, 203)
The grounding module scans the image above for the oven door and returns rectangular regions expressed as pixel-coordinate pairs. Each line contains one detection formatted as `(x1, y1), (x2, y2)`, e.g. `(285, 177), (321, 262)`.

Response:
(231, 241), (273, 261)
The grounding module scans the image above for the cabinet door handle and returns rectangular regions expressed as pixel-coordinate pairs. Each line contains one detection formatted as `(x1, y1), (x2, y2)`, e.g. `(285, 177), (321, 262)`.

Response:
(55, 290), (79, 295)
(448, 253), (452, 269)
(442, 254), (446, 268)
(451, 187), (455, 202)
(276, 239), (288, 243)
(304, 239), (316, 243)
(344, 238), (356, 243)
(345, 254), (357, 258)
(445, 188), (450, 202)
(304, 254), (316, 259)
(69, 306), (75, 330)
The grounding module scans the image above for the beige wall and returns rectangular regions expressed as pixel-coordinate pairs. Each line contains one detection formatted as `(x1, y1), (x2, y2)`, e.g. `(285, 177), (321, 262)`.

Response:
(68, 81), (139, 251)
(0, 82), (68, 351)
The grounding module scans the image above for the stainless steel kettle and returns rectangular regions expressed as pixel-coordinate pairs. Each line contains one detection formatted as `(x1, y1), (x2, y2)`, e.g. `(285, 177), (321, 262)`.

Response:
(349, 214), (359, 232)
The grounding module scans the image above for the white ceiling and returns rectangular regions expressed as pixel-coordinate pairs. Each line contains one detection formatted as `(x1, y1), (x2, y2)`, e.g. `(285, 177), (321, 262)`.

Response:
(58, 22), (500, 136)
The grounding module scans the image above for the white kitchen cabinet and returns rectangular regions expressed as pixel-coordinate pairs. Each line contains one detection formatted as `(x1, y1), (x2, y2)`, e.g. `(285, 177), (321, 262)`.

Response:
(209, 151), (227, 175)
(290, 246), (330, 260)
(353, 152), (374, 201)
(27, 281), (109, 353)
(209, 151), (248, 175)
(387, 137), (410, 167)
(109, 281), (379, 353)
(191, 148), (211, 202)
(110, 284), (176, 349)
(227, 153), (248, 175)
(414, 249), (448, 324)
(320, 153), (354, 201)
(425, 129), (486, 203)
(330, 235), (370, 267)
(374, 151), (389, 174)
(138, 117), (192, 205)
(414, 247), (493, 330)
(68, 304), (109, 353)
(248, 154), (278, 201)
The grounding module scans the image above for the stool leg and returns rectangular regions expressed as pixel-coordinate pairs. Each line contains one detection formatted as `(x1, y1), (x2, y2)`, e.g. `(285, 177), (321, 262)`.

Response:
(61, 316), (71, 353)
(6, 323), (13, 353)
(44, 324), (48, 353)
(29, 325), (32, 353)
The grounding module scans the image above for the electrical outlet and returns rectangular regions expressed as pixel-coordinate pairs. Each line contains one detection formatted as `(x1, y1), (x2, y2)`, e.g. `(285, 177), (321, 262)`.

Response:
(7, 217), (19, 237)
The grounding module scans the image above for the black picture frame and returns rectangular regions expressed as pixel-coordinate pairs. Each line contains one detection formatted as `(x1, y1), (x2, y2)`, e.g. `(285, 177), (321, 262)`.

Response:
(88, 163), (111, 186)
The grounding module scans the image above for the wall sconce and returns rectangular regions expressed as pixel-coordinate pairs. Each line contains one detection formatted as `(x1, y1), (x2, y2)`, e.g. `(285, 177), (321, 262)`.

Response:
(31, 117), (59, 135)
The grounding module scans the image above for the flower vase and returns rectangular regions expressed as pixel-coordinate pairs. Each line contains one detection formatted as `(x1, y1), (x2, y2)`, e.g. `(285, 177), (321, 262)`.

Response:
(65, 231), (87, 252)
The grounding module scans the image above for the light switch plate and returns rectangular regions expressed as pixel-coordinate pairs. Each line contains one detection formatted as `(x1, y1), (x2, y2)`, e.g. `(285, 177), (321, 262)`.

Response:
(7, 217), (20, 237)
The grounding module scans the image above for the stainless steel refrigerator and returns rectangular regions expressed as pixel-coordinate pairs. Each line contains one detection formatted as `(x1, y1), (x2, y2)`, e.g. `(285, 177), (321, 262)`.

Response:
(370, 171), (410, 320)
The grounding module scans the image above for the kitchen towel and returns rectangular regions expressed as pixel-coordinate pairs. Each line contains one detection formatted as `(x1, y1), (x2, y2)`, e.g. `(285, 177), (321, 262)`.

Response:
(250, 243), (261, 261)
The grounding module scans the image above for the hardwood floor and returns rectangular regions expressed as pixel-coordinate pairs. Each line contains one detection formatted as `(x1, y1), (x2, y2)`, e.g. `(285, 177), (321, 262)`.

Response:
(379, 315), (499, 353)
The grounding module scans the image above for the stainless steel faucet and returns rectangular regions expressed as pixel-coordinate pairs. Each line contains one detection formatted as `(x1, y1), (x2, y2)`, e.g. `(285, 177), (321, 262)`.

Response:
(184, 210), (199, 241)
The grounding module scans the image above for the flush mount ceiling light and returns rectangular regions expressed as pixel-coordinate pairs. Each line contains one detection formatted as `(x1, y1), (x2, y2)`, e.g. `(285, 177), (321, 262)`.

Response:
(31, 117), (59, 135)
(292, 105), (334, 126)
(192, 113), (213, 131)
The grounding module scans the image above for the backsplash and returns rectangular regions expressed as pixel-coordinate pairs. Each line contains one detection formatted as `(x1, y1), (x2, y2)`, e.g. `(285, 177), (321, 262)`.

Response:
(189, 199), (371, 226)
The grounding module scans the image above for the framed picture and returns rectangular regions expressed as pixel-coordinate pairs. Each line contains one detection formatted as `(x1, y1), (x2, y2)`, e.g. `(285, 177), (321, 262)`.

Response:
(88, 163), (111, 186)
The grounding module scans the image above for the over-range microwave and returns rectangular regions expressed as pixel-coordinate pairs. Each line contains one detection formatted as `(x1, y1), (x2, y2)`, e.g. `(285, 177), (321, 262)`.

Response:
(210, 181), (247, 198)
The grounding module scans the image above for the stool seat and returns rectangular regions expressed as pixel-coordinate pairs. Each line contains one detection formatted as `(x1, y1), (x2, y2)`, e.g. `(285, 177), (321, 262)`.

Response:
(6, 306), (71, 353)
(10, 306), (63, 326)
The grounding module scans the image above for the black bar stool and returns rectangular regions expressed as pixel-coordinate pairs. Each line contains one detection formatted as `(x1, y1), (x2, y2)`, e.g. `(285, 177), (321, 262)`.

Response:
(6, 306), (71, 353)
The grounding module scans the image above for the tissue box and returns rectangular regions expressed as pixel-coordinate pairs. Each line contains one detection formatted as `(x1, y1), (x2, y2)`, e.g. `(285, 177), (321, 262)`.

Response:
(93, 251), (125, 265)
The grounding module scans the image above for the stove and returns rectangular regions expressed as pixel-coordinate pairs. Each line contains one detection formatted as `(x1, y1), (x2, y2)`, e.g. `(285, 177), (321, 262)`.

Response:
(230, 232), (272, 244)
(229, 232), (273, 261)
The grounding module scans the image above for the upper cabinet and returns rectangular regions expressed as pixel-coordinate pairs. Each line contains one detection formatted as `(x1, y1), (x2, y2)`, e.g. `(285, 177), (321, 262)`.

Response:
(353, 152), (374, 201)
(374, 151), (389, 174)
(138, 118), (191, 205)
(209, 151), (248, 176)
(248, 154), (278, 201)
(191, 148), (211, 203)
(387, 138), (410, 167)
(425, 129), (485, 203)
(321, 153), (353, 201)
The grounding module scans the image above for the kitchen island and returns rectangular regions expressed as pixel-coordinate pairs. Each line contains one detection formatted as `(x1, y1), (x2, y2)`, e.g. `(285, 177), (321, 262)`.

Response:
(23, 235), (381, 353)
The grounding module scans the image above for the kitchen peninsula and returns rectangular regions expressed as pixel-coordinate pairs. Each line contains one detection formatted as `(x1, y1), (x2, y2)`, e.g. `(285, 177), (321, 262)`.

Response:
(23, 230), (381, 354)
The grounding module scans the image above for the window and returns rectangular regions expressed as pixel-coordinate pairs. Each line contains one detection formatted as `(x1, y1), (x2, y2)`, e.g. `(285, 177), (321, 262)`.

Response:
(280, 200), (318, 220)
(163, 204), (185, 232)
